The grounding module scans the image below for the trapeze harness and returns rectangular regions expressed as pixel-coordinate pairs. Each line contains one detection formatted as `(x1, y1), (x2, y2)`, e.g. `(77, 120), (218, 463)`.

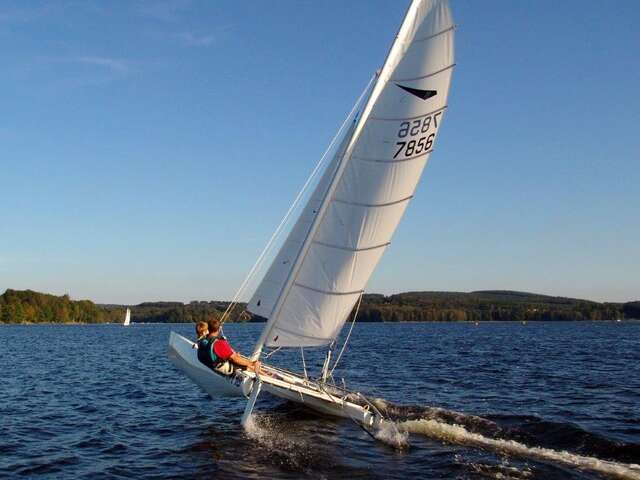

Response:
(196, 335), (234, 376)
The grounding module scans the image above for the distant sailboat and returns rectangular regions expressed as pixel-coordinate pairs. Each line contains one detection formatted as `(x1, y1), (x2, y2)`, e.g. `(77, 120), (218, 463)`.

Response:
(169, 0), (455, 430)
(123, 308), (131, 326)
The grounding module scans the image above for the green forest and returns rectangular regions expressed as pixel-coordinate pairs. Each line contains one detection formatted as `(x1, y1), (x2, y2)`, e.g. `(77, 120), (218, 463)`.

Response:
(1, 288), (638, 324)
(0, 289), (108, 323)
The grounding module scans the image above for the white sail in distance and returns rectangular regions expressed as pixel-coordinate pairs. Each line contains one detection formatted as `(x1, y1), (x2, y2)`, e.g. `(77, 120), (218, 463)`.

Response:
(248, 0), (455, 349)
(123, 308), (131, 326)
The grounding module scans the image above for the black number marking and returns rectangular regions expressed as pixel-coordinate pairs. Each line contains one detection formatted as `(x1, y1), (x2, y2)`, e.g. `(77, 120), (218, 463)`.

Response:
(410, 119), (421, 136)
(394, 142), (406, 158)
(425, 133), (434, 150)
(393, 111), (443, 158)
(393, 133), (436, 159)
(397, 111), (444, 139)
(406, 139), (416, 156)
(421, 116), (431, 133)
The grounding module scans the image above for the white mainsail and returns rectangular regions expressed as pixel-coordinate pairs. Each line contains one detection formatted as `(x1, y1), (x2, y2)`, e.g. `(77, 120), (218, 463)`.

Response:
(123, 308), (131, 326)
(248, 0), (455, 350)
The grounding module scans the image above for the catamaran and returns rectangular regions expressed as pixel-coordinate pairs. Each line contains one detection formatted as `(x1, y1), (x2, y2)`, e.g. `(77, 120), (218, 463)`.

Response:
(123, 308), (131, 326)
(168, 0), (455, 430)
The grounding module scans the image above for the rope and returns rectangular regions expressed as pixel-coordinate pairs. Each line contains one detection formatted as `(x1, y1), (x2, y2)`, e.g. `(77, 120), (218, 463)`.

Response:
(329, 292), (363, 376)
(355, 391), (386, 420)
(219, 74), (377, 326)
(262, 346), (282, 359)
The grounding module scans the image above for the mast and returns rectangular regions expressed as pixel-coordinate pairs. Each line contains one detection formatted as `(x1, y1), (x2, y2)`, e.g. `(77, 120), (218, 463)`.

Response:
(252, 1), (422, 359)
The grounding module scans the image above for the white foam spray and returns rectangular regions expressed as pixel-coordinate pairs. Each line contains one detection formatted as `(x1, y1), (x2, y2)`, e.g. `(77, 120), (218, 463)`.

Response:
(242, 413), (293, 450)
(241, 412), (317, 471)
(373, 420), (410, 450)
(400, 418), (640, 480)
(242, 414), (261, 439)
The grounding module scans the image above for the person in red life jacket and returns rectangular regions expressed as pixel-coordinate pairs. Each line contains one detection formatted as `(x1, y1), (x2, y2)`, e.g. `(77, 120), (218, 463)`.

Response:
(195, 317), (261, 375)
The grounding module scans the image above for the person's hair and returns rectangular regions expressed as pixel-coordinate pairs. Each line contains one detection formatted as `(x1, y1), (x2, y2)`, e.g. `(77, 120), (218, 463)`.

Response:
(207, 317), (221, 333)
(195, 321), (208, 338)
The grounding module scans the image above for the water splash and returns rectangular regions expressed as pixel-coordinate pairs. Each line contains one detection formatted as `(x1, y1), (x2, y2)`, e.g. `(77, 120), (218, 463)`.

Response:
(241, 414), (260, 438)
(241, 413), (318, 472)
(242, 413), (292, 450)
(373, 420), (410, 450)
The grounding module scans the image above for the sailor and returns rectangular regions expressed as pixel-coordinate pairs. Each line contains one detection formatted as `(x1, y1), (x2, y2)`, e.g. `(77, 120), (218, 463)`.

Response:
(195, 318), (261, 375)
(194, 321), (218, 367)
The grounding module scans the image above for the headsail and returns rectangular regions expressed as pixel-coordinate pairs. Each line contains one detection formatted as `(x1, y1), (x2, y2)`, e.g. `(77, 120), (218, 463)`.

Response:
(124, 308), (131, 326)
(250, 0), (455, 350)
(247, 118), (359, 320)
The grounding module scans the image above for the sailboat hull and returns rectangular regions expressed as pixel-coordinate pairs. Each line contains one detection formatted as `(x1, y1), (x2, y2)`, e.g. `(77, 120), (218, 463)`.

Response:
(167, 332), (382, 427)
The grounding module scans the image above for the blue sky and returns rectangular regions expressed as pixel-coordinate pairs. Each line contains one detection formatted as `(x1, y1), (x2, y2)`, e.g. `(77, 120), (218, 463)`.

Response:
(1, 1), (638, 304)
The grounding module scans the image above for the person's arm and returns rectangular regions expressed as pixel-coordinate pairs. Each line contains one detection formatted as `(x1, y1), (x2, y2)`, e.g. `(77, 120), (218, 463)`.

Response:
(229, 352), (261, 373)
(216, 339), (262, 374)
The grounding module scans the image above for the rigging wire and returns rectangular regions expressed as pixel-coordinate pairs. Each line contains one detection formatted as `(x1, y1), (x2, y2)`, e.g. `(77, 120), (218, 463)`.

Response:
(219, 73), (377, 327)
(329, 291), (363, 377)
(300, 347), (308, 379)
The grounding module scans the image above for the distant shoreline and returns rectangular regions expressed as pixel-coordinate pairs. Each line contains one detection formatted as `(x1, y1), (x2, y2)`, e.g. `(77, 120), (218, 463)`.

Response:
(3, 319), (639, 326)
(2, 289), (638, 324)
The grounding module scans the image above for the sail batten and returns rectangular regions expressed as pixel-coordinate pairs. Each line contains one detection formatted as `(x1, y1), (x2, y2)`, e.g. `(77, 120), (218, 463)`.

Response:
(333, 195), (413, 208)
(294, 283), (365, 296)
(312, 240), (390, 253)
(250, 0), (455, 350)
(371, 104), (446, 121)
(413, 25), (456, 43)
(393, 63), (455, 82)
(354, 151), (432, 163)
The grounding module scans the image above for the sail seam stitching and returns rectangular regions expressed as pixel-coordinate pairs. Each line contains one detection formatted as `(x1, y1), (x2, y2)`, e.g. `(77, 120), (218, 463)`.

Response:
(393, 63), (455, 83)
(313, 240), (391, 252)
(354, 149), (432, 163)
(371, 105), (447, 122)
(294, 283), (364, 296)
(332, 195), (413, 208)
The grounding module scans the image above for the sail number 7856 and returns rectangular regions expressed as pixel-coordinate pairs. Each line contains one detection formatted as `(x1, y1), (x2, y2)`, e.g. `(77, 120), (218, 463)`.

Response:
(393, 111), (442, 159)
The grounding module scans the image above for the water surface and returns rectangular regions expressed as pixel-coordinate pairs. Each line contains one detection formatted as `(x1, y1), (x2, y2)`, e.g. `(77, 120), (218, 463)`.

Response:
(1, 321), (639, 479)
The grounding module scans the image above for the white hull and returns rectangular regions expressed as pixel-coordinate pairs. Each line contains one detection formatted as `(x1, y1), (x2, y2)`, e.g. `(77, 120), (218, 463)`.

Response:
(167, 332), (383, 427)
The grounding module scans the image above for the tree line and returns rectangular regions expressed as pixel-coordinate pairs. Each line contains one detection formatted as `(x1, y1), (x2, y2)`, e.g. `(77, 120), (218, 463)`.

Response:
(0, 289), (107, 323)
(356, 291), (626, 322)
(1, 288), (636, 324)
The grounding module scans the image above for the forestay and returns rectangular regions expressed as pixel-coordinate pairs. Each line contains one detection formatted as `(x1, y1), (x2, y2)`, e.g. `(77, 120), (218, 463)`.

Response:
(248, 0), (455, 349)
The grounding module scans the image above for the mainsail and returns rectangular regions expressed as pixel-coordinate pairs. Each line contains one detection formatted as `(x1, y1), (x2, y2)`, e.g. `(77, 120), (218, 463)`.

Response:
(248, 0), (455, 350)
(123, 308), (131, 326)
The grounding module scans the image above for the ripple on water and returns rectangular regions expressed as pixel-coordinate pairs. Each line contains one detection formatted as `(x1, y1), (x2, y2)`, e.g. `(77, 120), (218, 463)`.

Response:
(1, 322), (639, 479)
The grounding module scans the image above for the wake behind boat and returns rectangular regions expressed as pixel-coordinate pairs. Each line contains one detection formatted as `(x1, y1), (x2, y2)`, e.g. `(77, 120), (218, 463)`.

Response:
(169, 0), (455, 431)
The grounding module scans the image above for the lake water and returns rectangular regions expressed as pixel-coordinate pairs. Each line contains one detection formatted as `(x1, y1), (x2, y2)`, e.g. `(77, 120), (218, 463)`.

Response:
(1, 322), (639, 479)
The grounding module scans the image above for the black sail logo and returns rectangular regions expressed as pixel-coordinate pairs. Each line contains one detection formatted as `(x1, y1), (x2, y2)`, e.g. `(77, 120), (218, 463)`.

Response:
(396, 84), (437, 100)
